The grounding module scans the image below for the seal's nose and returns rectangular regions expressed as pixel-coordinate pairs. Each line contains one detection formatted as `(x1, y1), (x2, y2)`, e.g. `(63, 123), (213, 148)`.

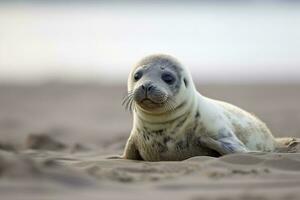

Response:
(141, 82), (154, 93)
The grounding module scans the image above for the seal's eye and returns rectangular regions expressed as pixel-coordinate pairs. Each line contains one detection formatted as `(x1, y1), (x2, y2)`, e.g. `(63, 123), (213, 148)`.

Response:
(134, 71), (143, 81)
(161, 72), (175, 84)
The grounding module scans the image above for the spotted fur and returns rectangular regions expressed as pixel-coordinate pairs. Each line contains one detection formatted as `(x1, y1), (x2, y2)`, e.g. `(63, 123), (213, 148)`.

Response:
(121, 54), (296, 161)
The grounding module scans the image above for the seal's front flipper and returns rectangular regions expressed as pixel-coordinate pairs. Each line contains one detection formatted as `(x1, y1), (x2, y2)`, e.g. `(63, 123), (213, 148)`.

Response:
(122, 137), (144, 160)
(200, 134), (248, 155)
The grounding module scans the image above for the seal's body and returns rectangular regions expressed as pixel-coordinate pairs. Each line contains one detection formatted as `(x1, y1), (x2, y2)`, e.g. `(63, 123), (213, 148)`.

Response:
(122, 54), (296, 161)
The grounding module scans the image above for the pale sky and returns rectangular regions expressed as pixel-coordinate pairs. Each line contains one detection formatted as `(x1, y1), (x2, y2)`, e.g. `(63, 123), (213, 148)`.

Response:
(0, 1), (300, 83)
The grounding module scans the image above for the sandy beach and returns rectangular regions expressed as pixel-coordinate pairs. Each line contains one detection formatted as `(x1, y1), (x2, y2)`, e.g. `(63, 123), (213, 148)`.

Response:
(0, 83), (300, 200)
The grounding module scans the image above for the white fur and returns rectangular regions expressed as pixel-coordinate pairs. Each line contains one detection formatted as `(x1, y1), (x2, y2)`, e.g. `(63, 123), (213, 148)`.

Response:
(123, 55), (282, 161)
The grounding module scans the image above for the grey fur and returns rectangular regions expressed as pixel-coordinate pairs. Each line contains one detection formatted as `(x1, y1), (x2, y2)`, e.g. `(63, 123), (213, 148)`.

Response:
(132, 54), (184, 98)
(121, 54), (293, 161)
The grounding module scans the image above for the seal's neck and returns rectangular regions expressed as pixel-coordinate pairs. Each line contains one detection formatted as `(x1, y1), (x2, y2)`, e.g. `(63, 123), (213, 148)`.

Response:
(134, 89), (201, 125)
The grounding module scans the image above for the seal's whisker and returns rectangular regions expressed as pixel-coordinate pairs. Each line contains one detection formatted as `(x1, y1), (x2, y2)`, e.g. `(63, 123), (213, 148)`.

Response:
(122, 97), (130, 109)
(165, 97), (176, 112)
(125, 100), (129, 110)
(122, 93), (133, 105)
(122, 90), (135, 112)
(164, 99), (170, 112)
(164, 98), (176, 112)
(125, 96), (133, 111)
(127, 97), (133, 111)
(122, 96), (128, 106)
(129, 99), (135, 112)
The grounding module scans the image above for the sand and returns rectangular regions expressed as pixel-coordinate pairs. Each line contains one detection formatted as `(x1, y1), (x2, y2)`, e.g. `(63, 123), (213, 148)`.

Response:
(0, 83), (300, 200)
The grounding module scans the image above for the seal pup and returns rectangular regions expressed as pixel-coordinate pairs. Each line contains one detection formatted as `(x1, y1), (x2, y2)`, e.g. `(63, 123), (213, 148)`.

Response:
(121, 54), (297, 161)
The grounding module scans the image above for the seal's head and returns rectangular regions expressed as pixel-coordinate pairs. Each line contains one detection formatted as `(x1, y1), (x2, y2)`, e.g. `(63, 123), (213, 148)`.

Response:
(123, 54), (195, 114)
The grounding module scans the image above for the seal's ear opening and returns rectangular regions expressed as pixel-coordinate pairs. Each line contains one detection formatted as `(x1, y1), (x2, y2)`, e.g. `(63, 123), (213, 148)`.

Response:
(183, 78), (188, 88)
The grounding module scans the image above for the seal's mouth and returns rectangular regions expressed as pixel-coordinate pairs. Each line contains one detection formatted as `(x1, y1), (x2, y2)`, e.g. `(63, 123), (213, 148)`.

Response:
(138, 98), (165, 109)
(141, 98), (162, 104)
(141, 98), (154, 104)
(122, 91), (176, 113)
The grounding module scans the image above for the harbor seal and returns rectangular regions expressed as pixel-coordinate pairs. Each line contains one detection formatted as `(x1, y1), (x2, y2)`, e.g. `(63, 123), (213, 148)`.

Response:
(121, 54), (297, 161)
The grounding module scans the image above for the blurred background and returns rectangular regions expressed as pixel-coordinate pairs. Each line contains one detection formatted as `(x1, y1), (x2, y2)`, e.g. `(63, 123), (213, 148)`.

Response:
(1, 2), (300, 199)
(0, 0), (300, 84)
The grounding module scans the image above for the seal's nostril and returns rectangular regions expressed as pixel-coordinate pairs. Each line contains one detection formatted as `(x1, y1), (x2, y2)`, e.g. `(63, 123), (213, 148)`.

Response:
(147, 85), (153, 92)
(141, 83), (153, 92)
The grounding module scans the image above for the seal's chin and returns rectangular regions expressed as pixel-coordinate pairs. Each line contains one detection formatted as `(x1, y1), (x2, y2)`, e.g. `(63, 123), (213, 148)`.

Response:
(137, 98), (166, 110)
